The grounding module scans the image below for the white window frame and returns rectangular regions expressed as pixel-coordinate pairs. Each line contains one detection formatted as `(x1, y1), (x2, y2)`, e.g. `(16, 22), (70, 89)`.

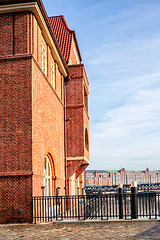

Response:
(41, 44), (47, 75)
(51, 61), (55, 88)
(44, 155), (52, 196)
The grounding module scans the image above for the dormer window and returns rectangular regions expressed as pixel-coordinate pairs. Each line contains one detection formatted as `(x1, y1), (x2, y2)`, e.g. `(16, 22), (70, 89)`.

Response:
(51, 62), (55, 88)
(41, 44), (47, 74)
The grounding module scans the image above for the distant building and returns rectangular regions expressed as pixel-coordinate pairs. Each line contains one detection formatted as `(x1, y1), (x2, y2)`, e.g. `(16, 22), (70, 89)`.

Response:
(84, 168), (160, 187)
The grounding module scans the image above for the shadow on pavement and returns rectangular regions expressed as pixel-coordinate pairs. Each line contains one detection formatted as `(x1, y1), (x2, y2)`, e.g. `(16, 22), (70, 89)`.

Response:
(132, 222), (160, 239)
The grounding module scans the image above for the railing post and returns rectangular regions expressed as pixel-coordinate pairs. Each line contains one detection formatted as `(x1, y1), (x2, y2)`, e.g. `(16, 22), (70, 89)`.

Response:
(155, 193), (157, 219)
(78, 195), (80, 220)
(100, 195), (103, 220)
(118, 184), (123, 219)
(56, 196), (58, 220)
(83, 195), (86, 220)
(131, 181), (138, 219)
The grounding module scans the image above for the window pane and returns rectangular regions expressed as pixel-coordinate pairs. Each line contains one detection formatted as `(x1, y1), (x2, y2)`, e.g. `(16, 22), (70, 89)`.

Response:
(48, 161), (51, 176)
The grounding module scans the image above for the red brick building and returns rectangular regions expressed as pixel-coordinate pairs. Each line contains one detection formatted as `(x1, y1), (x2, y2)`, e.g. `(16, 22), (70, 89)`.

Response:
(84, 168), (160, 187)
(0, 0), (89, 223)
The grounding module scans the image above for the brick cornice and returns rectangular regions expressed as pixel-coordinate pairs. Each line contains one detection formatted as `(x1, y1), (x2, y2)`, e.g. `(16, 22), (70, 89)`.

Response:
(66, 104), (84, 108)
(0, 171), (33, 177)
(68, 64), (89, 86)
(67, 156), (89, 164)
(0, 54), (32, 61)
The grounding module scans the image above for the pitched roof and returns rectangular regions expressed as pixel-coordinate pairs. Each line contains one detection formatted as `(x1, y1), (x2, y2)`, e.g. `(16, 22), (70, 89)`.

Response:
(49, 15), (82, 63)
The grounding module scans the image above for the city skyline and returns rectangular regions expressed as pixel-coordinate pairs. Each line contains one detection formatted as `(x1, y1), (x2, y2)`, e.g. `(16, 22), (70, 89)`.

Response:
(43, 0), (160, 170)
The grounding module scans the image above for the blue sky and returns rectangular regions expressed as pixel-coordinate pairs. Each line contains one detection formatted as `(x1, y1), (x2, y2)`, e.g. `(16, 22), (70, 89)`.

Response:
(43, 0), (160, 170)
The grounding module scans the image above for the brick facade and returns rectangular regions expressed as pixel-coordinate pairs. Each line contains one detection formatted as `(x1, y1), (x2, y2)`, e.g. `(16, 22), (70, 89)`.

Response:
(0, 0), (89, 223)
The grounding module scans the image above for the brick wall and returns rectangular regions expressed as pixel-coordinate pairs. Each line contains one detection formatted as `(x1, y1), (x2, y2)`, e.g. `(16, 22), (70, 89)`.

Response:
(66, 64), (89, 195)
(14, 12), (31, 55)
(0, 56), (32, 223)
(0, 176), (32, 223)
(0, 13), (13, 56)
(66, 64), (89, 158)
(32, 58), (65, 197)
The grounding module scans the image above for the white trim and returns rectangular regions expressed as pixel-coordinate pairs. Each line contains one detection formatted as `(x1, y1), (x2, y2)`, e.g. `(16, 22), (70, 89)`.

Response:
(41, 43), (47, 74)
(0, 2), (68, 77)
(0, 2), (36, 12)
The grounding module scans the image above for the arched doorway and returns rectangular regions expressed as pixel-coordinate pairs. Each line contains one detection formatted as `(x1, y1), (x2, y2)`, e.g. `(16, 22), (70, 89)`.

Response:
(44, 154), (55, 196)
(43, 154), (56, 219)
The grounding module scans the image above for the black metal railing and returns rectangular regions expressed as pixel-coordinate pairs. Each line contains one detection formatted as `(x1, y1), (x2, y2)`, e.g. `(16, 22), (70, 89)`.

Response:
(85, 183), (160, 194)
(32, 192), (160, 223)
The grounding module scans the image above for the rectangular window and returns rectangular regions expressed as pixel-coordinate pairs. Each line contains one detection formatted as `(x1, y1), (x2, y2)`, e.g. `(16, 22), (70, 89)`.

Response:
(51, 62), (55, 88)
(41, 44), (47, 74)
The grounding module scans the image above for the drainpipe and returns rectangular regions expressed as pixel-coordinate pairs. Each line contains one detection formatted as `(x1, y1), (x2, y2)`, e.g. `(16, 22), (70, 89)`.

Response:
(64, 76), (70, 196)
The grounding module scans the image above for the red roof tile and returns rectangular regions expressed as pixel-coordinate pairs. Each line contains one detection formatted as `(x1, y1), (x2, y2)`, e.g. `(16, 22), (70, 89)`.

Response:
(49, 15), (82, 63)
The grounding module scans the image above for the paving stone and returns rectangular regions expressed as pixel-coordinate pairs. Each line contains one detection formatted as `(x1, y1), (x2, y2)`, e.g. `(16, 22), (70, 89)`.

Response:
(0, 221), (160, 240)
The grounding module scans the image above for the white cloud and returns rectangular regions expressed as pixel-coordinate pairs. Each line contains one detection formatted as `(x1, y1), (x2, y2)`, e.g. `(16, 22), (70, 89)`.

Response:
(89, 88), (160, 170)
(43, 0), (160, 170)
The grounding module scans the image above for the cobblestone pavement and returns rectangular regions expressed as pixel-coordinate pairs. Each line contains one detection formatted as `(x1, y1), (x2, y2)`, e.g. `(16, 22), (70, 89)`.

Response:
(0, 220), (160, 240)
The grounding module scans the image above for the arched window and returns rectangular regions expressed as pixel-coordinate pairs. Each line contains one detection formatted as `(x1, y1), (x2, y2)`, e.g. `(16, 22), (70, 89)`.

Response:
(85, 128), (89, 151)
(44, 155), (52, 196)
